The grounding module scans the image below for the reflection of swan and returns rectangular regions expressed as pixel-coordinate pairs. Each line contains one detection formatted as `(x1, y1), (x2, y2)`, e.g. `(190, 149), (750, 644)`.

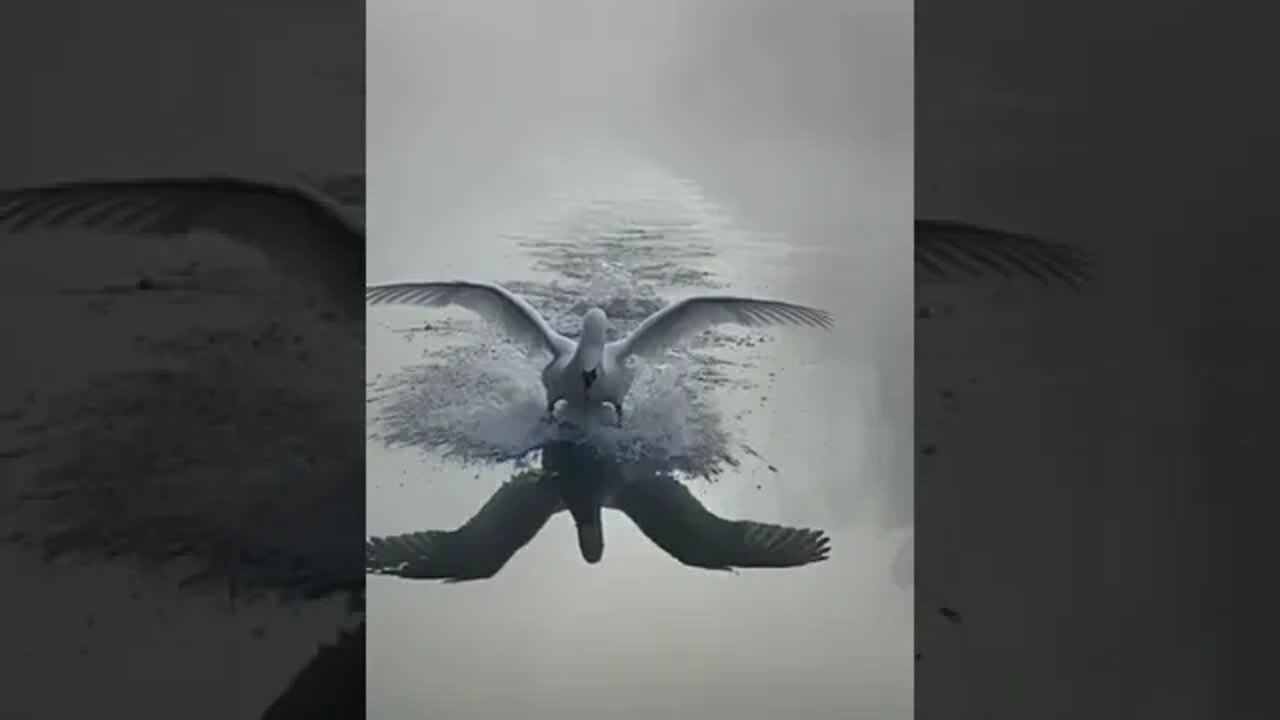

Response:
(366, 281), (833, 423)
(367, 441), (831, 578)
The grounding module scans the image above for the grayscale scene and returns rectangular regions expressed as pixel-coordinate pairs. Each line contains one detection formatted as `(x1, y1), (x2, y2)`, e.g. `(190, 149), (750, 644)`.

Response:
(366, 1), (912, 719)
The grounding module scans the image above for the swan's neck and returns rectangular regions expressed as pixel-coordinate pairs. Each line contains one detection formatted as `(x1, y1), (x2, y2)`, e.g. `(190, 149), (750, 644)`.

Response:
(578, 308), (609, 369)
(575, 335), (604, 369)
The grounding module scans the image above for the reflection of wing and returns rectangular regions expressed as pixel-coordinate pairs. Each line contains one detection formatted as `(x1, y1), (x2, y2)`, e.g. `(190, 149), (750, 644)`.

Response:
(366, 281), (573, 356)
(608, 475), (831, 569)
(366, 474), (564, 582)
(916, 219), (1089, 286)
(610, 296), (833, 360)
(261, 623), (364, 720)
(0, 175), (365, 306)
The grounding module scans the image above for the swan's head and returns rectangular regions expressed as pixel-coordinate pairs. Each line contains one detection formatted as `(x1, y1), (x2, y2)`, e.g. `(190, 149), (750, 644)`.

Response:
(581, 307), (609, 343)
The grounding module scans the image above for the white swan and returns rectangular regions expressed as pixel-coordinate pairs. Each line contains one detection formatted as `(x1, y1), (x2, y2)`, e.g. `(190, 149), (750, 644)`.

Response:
(365, 280), (834, 423)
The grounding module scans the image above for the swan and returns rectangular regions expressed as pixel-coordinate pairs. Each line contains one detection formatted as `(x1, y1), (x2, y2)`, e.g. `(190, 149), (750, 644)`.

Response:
(366, 440), (831, 578)
(366, 281), (835, 423)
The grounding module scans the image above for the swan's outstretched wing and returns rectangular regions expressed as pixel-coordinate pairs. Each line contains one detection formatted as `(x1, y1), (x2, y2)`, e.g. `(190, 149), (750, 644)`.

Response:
(608, 475), (831, 569)
(366, 281), (573, 356)
(916, 219), (1090, 287)
(366, 474), (564, 582)
(0, 175), (365, 303)
(609, 296), (833, 360)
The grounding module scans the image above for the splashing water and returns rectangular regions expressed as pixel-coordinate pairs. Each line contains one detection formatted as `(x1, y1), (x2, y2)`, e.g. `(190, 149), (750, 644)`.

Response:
(371, 341), (735, 479)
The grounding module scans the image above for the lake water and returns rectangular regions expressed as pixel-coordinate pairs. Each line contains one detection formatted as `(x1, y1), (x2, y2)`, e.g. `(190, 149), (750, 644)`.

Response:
(366, 2), (913, 718)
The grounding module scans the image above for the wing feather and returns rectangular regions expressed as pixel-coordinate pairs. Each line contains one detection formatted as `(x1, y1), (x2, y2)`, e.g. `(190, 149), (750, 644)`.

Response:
(366, 474), (563, 582)
(608, 475), (831, 569)
(610, 295), (834, 360)
(366, 281), (572, 356)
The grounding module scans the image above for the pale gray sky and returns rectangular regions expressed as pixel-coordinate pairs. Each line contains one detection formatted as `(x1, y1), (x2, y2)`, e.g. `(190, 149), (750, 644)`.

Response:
(367, 2), (912, 719)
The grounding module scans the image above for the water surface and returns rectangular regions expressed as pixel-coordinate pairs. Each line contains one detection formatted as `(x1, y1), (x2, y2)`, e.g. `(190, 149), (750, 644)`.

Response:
(367, 3), (912, 717)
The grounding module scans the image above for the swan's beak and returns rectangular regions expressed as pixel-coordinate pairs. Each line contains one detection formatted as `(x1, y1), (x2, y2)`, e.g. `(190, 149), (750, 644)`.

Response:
(581, 368), (598, 390)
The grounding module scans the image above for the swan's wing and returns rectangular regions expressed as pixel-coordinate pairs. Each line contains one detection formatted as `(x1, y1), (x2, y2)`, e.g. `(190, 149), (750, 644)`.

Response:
(916, 219), (1090, 287)
(608, 475), (831, 569)
(365, 474), (564, 582)
(610, 296), (834, 360)
(366, 281), (572, 356)
(0, 175), (365, 301)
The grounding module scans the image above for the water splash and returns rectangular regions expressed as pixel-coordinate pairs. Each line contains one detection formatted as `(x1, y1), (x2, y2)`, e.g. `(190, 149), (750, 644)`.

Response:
(371, 345), (733, 479)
